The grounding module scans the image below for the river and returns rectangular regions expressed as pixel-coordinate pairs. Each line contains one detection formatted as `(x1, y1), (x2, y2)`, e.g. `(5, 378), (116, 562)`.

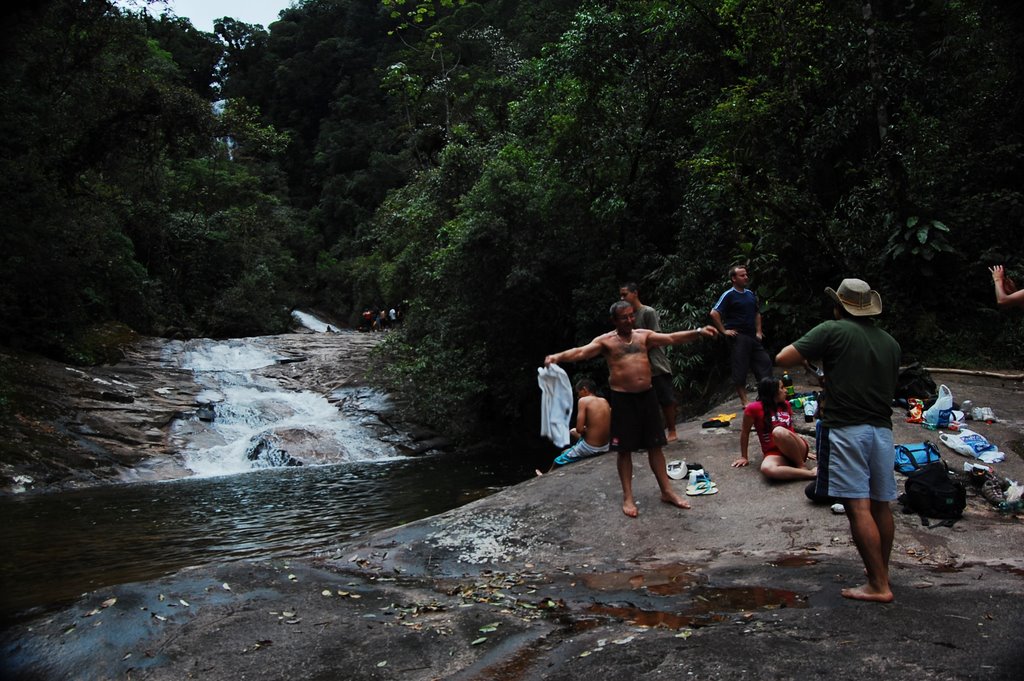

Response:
(0, 317), (537, 624)
(0, 447), (531, 624)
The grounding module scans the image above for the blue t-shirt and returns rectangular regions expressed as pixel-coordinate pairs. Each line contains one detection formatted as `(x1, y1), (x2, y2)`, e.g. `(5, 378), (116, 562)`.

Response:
(712, 288), (760, 336)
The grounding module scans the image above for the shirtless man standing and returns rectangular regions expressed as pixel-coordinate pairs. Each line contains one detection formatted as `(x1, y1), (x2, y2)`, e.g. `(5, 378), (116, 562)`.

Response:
(544, 300), (718, 517)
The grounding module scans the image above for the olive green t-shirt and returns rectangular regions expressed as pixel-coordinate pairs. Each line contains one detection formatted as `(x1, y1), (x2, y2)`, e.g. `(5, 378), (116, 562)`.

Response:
(634, 305), (672, 376)
(792, 318), (901, 429)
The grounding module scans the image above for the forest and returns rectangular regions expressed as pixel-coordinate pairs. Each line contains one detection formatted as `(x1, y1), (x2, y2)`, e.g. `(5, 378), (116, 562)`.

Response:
(2, 0), (1022, 442)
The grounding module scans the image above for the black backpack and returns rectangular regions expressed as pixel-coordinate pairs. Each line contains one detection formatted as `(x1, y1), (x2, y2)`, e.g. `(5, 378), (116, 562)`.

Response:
(899, 461), (966, 527)
(894, 362), (937, 402)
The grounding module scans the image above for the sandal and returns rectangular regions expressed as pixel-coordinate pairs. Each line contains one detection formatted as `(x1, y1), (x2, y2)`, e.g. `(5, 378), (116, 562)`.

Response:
(685, 471), (718, 496)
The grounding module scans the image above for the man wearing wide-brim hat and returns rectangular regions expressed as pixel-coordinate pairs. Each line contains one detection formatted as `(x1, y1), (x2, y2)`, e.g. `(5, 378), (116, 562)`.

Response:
(775, 278), (901, 603)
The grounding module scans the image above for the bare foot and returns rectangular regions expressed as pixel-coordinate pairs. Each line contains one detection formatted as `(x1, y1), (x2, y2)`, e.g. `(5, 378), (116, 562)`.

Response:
(660, 492), (692, 510)
(666, 431), (678, 443)
(862, 568), (892, 589)
(622, 500), (639, 518)
(841, 584), (894, 603)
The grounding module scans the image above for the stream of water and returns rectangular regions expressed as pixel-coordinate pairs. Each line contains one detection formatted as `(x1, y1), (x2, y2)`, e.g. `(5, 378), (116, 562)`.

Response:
(0, 450), (529, 623)
(0, 315), (534, 624)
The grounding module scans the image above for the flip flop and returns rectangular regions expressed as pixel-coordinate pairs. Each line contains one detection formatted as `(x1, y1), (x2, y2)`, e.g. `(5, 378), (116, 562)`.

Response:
(685, 471), (718, 495)
(686, 479), (719, 496)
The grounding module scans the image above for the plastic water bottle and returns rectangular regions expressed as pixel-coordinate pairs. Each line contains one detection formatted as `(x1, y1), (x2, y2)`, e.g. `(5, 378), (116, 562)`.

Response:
(961, 400), (973, 419)
(803, 399), (817, 422)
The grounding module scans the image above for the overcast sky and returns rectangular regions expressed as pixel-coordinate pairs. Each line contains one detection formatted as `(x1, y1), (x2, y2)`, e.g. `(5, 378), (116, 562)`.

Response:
(120, 0), (290, 33)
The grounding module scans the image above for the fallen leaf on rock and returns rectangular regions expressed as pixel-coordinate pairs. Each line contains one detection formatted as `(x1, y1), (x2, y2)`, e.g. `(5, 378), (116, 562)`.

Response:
(101, 598), (117, 609)
(152, 614), (167, 622)
(288, 574), (297, 581)
(285, 619), (302, 625)
(376, 661), (387, 667)
(471, 637), (488, 645)
(321, 590), (333, 597)
(675, 630), (693, 639)
(83, 609), (101, 618)
(179, 599), (190, 607)
(612, 636), (634, 645)
(282, 611), (296, 617)
(222, 583), (231, 591)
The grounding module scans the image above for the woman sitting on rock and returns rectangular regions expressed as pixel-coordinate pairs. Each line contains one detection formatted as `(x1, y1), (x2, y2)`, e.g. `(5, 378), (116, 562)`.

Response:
(732, 376), (817, 481)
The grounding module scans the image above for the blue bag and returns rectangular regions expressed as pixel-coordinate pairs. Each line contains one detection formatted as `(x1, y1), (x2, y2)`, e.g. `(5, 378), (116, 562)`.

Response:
(894, 441), (942, 474)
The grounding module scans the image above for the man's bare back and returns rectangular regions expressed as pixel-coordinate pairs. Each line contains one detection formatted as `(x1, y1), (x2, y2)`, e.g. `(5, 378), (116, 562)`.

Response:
(577, 393), (611, 447)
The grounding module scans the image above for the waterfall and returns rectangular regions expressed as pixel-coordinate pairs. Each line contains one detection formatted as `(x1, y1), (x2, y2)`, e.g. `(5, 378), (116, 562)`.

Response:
(167, 337), (400, 478)
(291, 309), (337, 333)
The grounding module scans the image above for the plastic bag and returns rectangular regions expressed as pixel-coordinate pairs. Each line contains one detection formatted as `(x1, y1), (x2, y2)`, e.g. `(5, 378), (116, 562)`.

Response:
(939, 429), (1005, 463)
(923, 384), (953, 427)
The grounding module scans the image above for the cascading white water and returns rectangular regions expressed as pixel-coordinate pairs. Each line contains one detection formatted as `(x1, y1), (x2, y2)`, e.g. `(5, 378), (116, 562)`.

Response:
(291, 309), (336, 332)
(167, 330), (400, 478)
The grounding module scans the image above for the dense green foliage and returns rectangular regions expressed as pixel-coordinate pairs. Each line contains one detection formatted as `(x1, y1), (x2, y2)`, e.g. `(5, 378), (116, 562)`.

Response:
(1, 0), (1021, 438)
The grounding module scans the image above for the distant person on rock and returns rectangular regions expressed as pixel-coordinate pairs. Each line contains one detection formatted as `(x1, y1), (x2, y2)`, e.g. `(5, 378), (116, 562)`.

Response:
(620, 282), (679, 442)
(544, 300), (718, 517)
(776, 278), (901, 603)
(733, 376), (816, 481)
(537, 378), (611, 475)
(990, 265), (1024, 308)
(710, 265), (772, 406)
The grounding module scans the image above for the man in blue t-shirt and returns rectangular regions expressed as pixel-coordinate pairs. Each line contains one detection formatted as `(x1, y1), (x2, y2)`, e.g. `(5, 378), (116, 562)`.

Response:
(710, 265), (772, 405)
(775, 278), (901, 604)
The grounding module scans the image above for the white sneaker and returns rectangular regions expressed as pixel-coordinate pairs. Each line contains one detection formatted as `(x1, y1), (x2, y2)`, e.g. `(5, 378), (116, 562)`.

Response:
(830, 503), (845, 514)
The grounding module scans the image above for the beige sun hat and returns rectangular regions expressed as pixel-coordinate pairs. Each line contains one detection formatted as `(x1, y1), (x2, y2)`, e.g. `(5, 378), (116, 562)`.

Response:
(825, 278), (882, 316)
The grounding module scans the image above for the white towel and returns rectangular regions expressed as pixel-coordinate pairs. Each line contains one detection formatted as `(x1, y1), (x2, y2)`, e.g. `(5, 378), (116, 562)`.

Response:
(537, 364), (573, 447)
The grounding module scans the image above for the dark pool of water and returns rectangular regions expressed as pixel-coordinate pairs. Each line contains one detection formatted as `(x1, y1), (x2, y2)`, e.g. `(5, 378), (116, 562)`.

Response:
(0, 451), (532, 624)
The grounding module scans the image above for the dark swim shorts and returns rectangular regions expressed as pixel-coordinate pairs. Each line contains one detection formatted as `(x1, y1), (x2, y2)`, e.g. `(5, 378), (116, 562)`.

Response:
(608, 388), (667, 452)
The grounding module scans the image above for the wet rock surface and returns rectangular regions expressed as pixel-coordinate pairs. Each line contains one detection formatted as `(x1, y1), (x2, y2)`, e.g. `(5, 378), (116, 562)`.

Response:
(0, 330), (442, 493)
(3, 370), (1022, 679)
